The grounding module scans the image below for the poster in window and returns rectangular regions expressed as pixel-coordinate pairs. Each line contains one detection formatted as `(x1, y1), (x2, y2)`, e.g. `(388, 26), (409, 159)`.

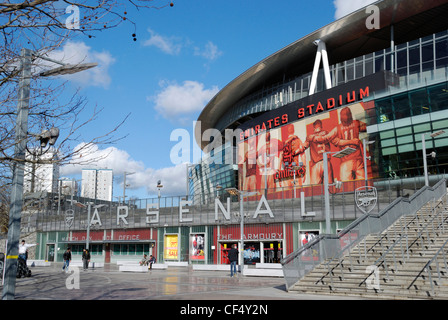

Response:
(190, 233), (205, 260)
(164, 234), (178, 260)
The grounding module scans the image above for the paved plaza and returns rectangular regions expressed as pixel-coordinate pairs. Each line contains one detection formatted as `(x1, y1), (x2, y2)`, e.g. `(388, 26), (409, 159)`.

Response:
(1, 263), (361, 301)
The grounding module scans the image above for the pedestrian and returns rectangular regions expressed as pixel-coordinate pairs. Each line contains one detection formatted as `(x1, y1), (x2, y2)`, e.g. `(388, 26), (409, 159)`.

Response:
(148, 255), (156, 270)
(62, 247), (71, 273)
(82, 248), (90, 271)
(228, 244), (239, 277)
(139, 254), (149, 266)
(18, 240), (37, 263)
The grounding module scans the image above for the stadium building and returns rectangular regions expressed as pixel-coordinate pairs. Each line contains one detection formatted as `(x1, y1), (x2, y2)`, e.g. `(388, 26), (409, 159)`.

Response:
(28, 0), (448, 267)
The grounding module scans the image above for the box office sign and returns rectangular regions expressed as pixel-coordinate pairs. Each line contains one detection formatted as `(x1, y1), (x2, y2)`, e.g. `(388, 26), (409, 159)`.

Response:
(164, 234), (179, 260)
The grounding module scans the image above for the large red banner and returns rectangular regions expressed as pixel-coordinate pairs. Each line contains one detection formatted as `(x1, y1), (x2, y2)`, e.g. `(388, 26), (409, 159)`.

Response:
(238, 102), (377, 199)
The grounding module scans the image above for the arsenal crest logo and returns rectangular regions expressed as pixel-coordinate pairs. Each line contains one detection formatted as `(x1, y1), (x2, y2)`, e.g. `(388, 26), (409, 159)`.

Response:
(355, 186), (377, 214)
(65, 209), (74, 228)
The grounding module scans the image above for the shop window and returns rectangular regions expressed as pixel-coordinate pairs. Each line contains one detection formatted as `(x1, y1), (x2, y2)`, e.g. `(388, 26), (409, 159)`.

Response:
(299, 231), (319, 261)
(243, 243), (260, 265)
(263, 241), (282, 263)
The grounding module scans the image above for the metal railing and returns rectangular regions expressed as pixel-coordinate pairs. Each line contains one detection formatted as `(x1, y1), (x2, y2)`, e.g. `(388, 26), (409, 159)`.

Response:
(30, 176), (437, 232)
(357, 195), (448, 288)
(281, 178), (447, 291)
(407, 237), (448, 296)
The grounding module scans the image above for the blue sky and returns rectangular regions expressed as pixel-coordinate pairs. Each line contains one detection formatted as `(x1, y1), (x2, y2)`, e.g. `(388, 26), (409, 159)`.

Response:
(50, 0), (376, 199)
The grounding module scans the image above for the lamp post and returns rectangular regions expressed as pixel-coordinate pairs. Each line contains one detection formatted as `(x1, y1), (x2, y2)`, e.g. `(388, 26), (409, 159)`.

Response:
(363, 139), (375, 186)
(422, 130), (445, 187)
(122, 172), (135, 205)
(225, 188), (257, 275)
(2, 48), (96, 300)
(73, 201), (104, 250)
(285, 161), (303, 198)
(323, 147), (356, 234)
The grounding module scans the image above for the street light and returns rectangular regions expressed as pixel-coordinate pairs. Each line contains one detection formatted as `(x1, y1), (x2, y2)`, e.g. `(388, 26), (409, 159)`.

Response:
(157, 180), (163, 198)
(72, 200), (105, 250)
(122, 172), (135, 205)
(2, 48), (97, 300)
(284, 161), (303, 198)
(323, 147), (356, 234)
(225, 187), (257, 275)
(363, 139), (375, 186)
(422, 130), (445, 186)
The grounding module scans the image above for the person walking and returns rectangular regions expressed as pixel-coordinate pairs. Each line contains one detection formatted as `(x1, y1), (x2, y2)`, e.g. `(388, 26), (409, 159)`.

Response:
(228, 244), (239, 277)
(62, 247), (71, 273)
(82, 248), (90, 271)
(18, 240), (37, 264)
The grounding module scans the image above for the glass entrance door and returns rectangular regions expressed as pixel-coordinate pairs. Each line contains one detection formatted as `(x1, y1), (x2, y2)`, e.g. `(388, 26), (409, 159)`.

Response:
(46, 244), (55, 262)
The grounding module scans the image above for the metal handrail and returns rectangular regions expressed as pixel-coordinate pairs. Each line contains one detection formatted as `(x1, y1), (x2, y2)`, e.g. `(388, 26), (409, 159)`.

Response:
(407, 236), (448, 294)
(281, 178), (447, 291)
(359, 197), (447, 288)
(317, 188), (446, 288)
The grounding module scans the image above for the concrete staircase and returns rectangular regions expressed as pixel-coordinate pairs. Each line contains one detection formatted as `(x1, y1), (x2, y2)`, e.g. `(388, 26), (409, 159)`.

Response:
(288, 199), (448, 299)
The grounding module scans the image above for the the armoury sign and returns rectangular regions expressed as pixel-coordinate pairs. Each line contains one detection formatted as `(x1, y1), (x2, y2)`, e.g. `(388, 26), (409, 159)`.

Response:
(355, 186), (378, 214)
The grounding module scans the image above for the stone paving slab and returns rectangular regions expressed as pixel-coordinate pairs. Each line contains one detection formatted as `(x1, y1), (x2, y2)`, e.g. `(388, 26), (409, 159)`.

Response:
(1, 263), (363, 301)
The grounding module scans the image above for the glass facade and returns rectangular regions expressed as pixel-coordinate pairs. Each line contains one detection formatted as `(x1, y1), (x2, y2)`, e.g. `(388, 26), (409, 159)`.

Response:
(191, 29), (448, 198)
(215, 30), (448, 134)
(369, 82), (448, 179)
(187, 143), (238, 204)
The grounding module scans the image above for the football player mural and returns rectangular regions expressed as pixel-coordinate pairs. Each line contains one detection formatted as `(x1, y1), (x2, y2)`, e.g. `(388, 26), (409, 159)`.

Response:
(238, 102), (376, 199)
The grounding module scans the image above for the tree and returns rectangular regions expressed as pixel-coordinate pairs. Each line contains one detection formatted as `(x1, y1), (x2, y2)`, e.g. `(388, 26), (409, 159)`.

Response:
(0, 0), (174, 232)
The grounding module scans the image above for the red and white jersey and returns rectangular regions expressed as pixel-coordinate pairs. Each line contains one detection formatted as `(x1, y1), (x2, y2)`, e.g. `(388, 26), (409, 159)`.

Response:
(305, 130), (331, 164)
(335, 120), (365, 160)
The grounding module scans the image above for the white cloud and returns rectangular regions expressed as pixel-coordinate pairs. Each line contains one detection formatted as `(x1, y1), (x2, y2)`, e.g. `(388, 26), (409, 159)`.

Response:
(152, 80), (219, 121)
(61, 143), (188, 196)
(142, 28), (183, 55)
(194, 41), (223, 61)
(333, 0), (377, 19)
(39, 41), (115, 88)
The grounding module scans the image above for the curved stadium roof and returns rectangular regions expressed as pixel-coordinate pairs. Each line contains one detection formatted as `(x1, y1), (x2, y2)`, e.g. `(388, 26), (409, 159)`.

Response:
(196, 0), (448, 149)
